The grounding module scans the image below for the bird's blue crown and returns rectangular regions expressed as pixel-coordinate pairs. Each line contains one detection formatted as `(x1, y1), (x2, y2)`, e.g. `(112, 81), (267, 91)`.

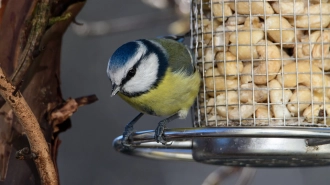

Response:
(109, 41), (140, 70)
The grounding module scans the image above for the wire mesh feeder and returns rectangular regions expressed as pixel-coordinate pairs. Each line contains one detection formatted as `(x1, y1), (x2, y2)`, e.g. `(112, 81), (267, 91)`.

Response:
(113, 0), (330, 167)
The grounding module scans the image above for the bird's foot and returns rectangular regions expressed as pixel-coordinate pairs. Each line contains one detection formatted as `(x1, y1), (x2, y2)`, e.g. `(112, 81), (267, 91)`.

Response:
(121, 125), (134, 147)
(154, 121), (172, 145)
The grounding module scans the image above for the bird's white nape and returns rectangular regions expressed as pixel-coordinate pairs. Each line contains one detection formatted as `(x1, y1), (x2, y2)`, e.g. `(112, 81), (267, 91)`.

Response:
(122, 53), (159, 94)
(148, 40), (168, 58)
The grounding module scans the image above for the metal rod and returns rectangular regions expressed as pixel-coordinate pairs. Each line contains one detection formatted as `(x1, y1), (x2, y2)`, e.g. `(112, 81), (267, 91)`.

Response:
(113, 140), (193, 161)
(114, 127), (330, 145)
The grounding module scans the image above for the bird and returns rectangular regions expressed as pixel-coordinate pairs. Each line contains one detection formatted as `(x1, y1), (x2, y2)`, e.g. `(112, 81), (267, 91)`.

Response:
(106, 35), (200, 146)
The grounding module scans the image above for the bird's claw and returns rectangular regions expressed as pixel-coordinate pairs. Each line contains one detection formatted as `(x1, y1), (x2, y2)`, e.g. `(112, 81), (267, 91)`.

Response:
(154, 122), (172, 145)
(121, 125), (134, 147)
(155, 133), (167, 145)
(121, 136), (132, 147)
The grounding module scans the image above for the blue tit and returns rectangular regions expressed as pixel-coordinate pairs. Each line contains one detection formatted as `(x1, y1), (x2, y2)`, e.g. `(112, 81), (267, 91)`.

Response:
(107, 36), (200, 146)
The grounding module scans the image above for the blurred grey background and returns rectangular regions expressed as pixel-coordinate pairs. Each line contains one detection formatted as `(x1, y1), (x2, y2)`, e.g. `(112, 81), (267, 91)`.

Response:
(57, 0), (330, 184)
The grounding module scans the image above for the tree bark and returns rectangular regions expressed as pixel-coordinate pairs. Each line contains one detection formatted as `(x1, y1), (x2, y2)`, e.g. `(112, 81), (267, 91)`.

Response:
(0, 0), (94, 184)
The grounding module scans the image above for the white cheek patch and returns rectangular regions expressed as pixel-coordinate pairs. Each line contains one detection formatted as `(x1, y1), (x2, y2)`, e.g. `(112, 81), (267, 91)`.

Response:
(108, 41), (147, 85)
(123, 53), (159, 93)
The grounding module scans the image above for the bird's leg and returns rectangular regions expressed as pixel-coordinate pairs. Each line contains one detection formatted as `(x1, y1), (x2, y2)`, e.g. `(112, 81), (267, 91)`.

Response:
(122, 113), (144, 147)
(154, 113), (179, 145)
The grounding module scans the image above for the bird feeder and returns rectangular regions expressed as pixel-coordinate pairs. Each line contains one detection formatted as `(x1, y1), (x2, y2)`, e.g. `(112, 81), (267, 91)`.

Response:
(113, 0), (330, 167)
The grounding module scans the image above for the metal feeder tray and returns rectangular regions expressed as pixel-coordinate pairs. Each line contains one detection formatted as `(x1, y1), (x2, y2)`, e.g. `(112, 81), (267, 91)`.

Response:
(113, 127), (330, 167)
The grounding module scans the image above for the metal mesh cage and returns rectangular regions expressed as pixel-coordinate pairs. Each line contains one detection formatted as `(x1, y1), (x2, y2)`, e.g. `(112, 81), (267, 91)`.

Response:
(191, 0), (330, 127)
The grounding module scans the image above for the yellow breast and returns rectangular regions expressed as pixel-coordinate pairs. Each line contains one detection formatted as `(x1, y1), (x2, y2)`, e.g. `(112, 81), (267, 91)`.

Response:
(119, 68), (201, 117)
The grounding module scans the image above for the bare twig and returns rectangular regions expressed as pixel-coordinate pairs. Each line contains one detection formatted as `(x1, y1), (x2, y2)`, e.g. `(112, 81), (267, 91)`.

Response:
(0, 67), (58, 184)
(48, 12), (72, 25)
(71, 10), (175, 37)
(235, 168), (257, 185)
(202, 167), (241, 185)
(50, 95), (98, 131)
(203, 167), (257, 185)
(0, 0), (51, 108)
(15, 147), (37, 160)
(74, 94), (98, 106)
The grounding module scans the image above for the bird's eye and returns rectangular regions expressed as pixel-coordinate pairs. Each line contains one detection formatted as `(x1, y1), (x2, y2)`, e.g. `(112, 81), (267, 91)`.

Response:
(127, 68), (136, 77)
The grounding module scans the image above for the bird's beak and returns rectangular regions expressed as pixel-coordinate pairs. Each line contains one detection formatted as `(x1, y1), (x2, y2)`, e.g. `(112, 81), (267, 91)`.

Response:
(111, 84), (121, 97)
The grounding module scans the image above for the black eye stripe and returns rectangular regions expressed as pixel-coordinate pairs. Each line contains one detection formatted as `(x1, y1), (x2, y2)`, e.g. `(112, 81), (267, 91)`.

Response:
(127, 68), (136, 77)
(121, 59), (141, 86)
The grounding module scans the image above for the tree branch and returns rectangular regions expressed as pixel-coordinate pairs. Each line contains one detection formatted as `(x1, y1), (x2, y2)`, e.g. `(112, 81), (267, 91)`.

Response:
(12, 0), (51, 85)
(0, 0), (51, 109)
(0, 67), (58, 184)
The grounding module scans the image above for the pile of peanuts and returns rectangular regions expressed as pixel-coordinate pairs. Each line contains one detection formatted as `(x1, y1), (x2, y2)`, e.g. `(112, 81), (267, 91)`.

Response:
(196, 0), (330, 126)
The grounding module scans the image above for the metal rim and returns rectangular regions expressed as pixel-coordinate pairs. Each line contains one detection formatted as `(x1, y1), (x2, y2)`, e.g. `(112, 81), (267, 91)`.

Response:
(112, 127), (330, 161)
